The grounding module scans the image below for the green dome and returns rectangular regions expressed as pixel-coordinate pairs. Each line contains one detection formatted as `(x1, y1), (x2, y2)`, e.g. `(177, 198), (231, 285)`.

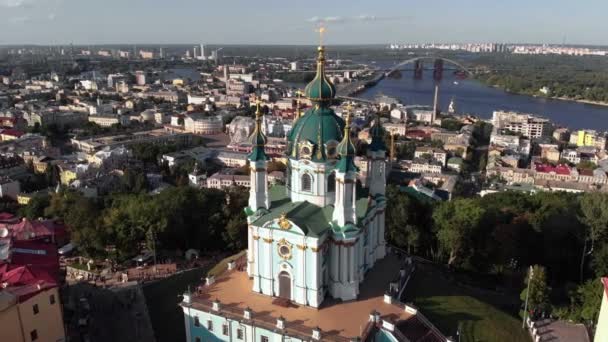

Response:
(369, 114), (386, 152)
(304, 46), (336, 104)
(287, 106), (345, 161)
(335, 113), (357, 173)
(248, 102), (269, 162)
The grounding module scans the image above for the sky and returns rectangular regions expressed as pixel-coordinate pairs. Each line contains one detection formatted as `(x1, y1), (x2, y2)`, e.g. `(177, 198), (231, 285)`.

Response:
(1, 0), (607, 46)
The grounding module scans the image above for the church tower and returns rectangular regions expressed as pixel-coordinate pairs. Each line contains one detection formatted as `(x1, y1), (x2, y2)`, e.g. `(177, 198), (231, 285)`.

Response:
(247, 100), (270, 212)
(368, 112), (387, 197)
(368, 112), (388, 259)
(332, 106), (358, 226)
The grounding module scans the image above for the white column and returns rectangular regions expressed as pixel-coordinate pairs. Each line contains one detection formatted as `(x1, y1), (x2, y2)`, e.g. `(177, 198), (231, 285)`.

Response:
(247, 226), (253, 276)
(264, 235), (273, 295)
(297, 243), (306, 305)
(340, 245), (348, 283)
(252, 237), (261, 292)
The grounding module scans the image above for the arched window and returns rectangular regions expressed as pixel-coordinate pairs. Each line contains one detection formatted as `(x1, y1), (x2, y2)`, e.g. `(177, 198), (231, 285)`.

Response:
(327, 173), (336, 192)
(301, 173), (312, 192)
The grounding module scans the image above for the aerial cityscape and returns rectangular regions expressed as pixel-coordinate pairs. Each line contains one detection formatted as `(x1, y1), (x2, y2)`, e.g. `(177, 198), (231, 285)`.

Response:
(1, 1), (608, 342)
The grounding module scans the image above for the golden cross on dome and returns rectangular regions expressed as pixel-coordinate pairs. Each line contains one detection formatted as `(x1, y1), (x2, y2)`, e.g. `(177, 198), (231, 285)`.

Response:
(317, 25), (326, 46)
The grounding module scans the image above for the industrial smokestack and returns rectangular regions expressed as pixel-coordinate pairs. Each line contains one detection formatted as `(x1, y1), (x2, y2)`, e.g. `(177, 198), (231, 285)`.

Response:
(432, 85), (439, 123)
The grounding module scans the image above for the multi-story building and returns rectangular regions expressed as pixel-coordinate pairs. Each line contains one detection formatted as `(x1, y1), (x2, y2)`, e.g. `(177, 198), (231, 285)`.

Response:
(492, 110), (553, 139)
(414, 147), (447, 166)
(181, 46), (445, 342)
(23, 110), (87, 128)
(184, 114), (224, 135)
(88, 114), (130, 127)
(409, 159), (443, 174)
(0, 264), (65, 342)
(215, 151), (248, 168)
(569, 130), (607, 150)
(71, 128), (192, 153)
(205, 172), (250, 189)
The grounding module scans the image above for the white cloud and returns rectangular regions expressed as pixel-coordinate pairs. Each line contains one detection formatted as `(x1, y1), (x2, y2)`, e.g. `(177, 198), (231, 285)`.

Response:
(1, 0), (31, 8)
(9, 16), (30, 23)
(307, 15), (406, 24)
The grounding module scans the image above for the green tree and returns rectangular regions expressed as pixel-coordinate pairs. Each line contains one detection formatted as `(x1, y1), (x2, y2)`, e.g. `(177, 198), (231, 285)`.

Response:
(579, 193), (608, 281)
(18, 193), (50, 219)
(432, 198), (485, 266)
(521, 265), (550, 319)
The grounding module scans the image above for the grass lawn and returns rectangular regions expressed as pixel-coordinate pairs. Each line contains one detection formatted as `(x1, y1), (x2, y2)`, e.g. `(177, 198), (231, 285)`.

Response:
(406, 266), (531, 342)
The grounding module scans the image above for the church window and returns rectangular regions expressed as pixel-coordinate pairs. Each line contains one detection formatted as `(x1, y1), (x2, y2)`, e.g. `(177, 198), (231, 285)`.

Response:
(278, 239), (292, 260)
(301, 173), (312, 192)
(327, 173), (336, 192)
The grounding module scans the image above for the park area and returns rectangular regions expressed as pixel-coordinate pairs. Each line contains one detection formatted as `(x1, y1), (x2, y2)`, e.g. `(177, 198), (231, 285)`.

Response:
(405, 264), (531, 342)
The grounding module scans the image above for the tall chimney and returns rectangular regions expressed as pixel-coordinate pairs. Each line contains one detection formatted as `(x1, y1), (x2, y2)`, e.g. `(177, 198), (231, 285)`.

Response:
(432, 85), (439, 124)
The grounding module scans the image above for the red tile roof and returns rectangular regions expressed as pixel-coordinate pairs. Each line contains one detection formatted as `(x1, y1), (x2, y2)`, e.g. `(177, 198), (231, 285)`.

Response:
(2, 218), (67, 241)
(9, 240), (60, 280)
(0, 129), (24, 138)
(534, 163), (571, 175)
(0, 263), (57, 302)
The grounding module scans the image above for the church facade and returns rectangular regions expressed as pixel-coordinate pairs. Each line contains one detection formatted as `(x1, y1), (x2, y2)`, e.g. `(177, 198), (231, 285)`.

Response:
(245, 45), (388, 307)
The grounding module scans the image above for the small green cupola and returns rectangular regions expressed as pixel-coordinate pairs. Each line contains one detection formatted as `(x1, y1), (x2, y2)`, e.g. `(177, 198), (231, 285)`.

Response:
(335, 106), (358, 173)
(304, 46), (336, 106)
(247, 100), (269, 162)
(369, 112), (386, 152)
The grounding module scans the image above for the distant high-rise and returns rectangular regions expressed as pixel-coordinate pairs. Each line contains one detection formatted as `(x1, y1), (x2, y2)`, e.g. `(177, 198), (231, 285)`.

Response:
(200, 44), (205, 59)
(159, 47), (164, 59)
(193, 46), (198, 59)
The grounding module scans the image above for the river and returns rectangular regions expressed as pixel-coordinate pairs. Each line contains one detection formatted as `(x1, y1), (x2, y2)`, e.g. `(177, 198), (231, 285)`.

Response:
(357, 63), (608, 131)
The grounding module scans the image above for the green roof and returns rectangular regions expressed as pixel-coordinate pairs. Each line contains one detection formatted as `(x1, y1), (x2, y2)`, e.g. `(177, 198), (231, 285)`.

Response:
(250, 185), (371, 237)
(287, 106), (345, 161)
(248, 104), (269, 162)
(304, 46), (336, 104)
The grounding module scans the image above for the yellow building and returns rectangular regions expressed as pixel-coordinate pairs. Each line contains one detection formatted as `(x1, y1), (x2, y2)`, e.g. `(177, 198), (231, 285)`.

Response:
(577, 130), (596, 147)
(57, 163), (78, 186)
(596, 278), (608, 342)
(0, 279), (65, 342)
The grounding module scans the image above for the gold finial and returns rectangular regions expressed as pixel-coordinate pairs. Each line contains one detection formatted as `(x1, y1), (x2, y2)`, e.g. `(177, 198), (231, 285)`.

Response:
(345, 103), (353, 126)
(255, 99), (262, 118)
(278, 212), (291, 230)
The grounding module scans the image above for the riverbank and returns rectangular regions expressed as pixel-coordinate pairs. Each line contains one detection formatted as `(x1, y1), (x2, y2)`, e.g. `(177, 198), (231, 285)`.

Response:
(480, 80), (608, 108)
